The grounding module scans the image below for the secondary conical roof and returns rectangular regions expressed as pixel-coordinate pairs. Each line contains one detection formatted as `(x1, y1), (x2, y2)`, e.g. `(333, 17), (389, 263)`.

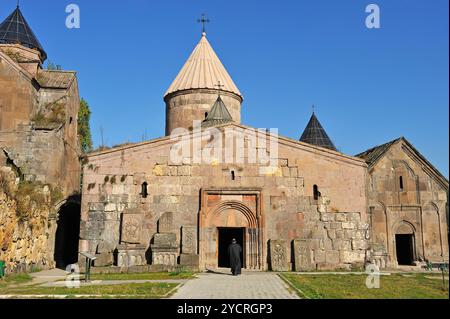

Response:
(165, 33), (241, 98)
(300, 113), (337, 151)
(0, 6), (47, 61)
(202, 95), (234, 128)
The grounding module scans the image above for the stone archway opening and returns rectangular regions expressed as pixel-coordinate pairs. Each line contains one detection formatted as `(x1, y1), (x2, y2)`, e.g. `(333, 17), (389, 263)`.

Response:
(395, 221), (416, 266)
(54, 197), (81, 269)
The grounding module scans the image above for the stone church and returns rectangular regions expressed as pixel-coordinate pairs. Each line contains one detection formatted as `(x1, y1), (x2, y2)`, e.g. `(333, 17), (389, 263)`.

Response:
(78, 31), (449, 271)
(0, 7), (448, 273)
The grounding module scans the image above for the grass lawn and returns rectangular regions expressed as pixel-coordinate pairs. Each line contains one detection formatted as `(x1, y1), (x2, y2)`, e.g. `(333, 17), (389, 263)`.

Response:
(281, 273), (449, 299)
(0, 282), (178, 299)
(0, 274), (32, 288)
(90, 271), (195, 281)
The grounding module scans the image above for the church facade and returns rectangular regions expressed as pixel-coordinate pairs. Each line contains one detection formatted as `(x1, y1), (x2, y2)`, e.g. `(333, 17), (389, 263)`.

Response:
(78, 32), (449, 271)
(0, 6), (447, 273)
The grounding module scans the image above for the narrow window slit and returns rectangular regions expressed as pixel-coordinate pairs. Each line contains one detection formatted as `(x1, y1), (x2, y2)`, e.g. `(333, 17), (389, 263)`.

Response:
(141, 182), (148, 198)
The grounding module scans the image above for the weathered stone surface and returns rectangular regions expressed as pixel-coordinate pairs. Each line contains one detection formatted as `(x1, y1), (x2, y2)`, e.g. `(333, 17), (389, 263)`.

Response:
(351, 239), (369, 250)
(340, 250), (365, 264)
(180, 254), (199, 267)
(96, 242), (115, 254)
(0, 190), (57, 273)
(116, 244), (147, 267)
(153, 233), (178, 248)
(158, 212), (174, 234)
(325, 251), (340, 264)
(181, 226), (197, 254)
(293, 239), (314, 271)
(314, 250), (326, 263)
(0, 55), (80, 273)
(152, 251), (178, 266)
(94, 252), (113, 267)
(120, 214), (143, 244)
(269, 240), (289, 272)
(150, 232), (179, 266)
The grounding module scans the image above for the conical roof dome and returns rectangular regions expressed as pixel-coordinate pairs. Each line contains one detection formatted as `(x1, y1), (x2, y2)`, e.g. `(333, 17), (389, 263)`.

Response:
(165, 33), (241, 98)
(300, 113), (337, 151)
(202, 95), (234, 128)
(0, 7), (47, 61)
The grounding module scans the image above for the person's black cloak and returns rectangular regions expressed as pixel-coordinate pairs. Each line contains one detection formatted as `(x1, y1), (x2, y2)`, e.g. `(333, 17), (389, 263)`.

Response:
(228, 242), (242, 275)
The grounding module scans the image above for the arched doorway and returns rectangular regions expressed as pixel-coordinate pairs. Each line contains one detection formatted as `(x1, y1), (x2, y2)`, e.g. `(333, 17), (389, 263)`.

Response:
(199, 189), (264, 271)
(54, 197), (81, 269)
(394, 221), (416, 266)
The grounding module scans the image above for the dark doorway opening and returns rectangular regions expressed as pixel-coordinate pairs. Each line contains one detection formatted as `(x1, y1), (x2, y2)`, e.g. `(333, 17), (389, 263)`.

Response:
(395, 234), (414, 266)
(54, 200), (81, 269)
(218, 227), (245, 268)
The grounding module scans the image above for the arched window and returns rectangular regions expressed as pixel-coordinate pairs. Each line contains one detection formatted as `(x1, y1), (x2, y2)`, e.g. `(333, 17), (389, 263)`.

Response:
(231, 171), (236, 181)
(141, 182), (148, 198)
(399, 176), (404, 191)
(313, 185), (320, 200)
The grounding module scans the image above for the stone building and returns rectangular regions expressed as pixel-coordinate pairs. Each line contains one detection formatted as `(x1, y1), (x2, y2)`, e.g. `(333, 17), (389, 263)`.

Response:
(1, 6), (446, 273)
(79, 29), (448, 272)
(357, 138), (449, 268)
(0, 7), (82, 271)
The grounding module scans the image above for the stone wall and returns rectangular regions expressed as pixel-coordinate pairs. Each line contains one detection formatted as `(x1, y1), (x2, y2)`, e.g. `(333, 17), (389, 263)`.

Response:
(79, 125), (368, 271)
(2, 122), (80, 195)
(291, 211), (369, 271)
(0, 50), (81, 196)
(0, 166), (57, 273)
(0, 49), (82, 273)
(0, 50), (37, 132)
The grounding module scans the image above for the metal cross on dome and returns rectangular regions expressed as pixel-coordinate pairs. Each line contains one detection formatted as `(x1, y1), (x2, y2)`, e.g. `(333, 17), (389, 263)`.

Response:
(197, 13), (210, 34)
(215, 81), (225, 95)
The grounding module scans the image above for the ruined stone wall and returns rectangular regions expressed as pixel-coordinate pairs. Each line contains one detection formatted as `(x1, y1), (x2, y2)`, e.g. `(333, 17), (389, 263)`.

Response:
(368, 141), (449, 266)
(0, 44), (42, 78)
(0, 166), (57, 273)
(0, 51), (82, 273)
(80, 126), (368, 270)
(1, 52), (81, 196)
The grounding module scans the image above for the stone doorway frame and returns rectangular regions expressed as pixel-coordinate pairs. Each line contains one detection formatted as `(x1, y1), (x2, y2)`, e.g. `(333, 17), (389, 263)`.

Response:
(393, 220), (418, 266)
(199, 188), (265, 270)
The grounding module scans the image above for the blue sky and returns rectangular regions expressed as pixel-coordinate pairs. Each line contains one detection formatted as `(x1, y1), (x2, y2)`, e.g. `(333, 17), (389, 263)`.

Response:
(2, 0), (449, 177)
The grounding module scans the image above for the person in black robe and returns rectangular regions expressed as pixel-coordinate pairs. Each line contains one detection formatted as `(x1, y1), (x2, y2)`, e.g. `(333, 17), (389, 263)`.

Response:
(228, 238), (242, 276)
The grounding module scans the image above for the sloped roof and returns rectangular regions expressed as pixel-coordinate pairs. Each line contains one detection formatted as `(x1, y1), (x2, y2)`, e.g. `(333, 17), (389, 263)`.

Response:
(356, 137), (449, 188)
(165, 33), (241, 98)
(0, 7), (47, 61)
(300, 113), (337, 151)
(37, 70), (76, 89)
(202, 95), (234, 128)
(355, 138), (401, 167)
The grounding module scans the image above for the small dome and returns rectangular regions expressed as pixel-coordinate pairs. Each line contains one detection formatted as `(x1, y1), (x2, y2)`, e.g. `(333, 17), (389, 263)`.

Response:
(0, 7), (47, 61)
(300, 113), (337, 151)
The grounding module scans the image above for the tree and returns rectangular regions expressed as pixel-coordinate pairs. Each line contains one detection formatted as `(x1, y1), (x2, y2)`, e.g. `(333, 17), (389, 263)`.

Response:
(78, 99), (93, 153)
(46, 61), (62, 71)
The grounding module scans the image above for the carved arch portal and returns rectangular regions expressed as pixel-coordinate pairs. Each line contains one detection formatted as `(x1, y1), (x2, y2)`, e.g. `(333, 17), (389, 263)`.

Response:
(199, 189), (264, 270)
